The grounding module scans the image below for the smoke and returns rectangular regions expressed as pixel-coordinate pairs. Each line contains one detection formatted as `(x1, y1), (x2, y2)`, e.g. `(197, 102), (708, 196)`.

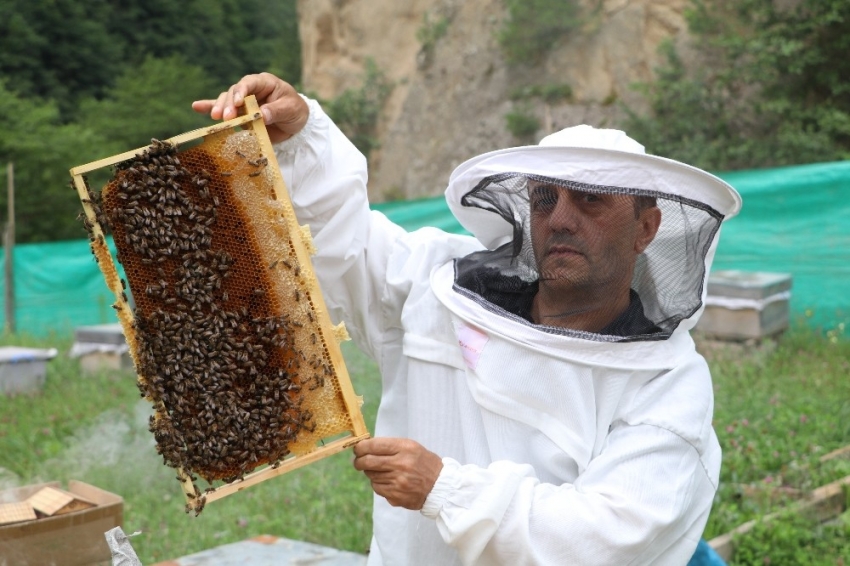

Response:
(0, 467), (22, 502)
(36, 401), (165, 489)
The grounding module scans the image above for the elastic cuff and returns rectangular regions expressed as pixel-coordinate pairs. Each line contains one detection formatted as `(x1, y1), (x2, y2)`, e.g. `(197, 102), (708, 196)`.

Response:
(272, 95), (319, 156)
(421, 457), (462, 519)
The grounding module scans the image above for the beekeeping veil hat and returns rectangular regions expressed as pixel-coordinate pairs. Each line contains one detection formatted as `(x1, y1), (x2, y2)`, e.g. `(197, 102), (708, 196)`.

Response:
(445, 125), (742, 341)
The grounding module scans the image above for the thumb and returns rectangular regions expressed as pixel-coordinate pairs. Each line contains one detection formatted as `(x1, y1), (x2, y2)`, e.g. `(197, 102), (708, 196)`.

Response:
(259, 94), (309, 143)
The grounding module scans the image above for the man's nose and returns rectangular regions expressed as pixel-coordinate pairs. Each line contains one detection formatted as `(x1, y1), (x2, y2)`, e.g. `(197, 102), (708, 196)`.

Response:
(547, 193), (580, 233)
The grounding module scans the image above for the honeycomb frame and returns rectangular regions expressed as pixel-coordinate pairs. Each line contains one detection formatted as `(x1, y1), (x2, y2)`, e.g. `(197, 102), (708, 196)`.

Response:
(69, 96), (370, 514)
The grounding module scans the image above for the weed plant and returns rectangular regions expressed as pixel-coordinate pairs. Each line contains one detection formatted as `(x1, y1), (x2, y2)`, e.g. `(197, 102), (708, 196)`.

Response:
(416, 12), (451, 59)
(509, 83), (573, 104)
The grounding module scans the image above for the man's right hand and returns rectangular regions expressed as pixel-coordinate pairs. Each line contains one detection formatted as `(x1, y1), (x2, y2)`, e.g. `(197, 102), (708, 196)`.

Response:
(192, 73), (309, 144)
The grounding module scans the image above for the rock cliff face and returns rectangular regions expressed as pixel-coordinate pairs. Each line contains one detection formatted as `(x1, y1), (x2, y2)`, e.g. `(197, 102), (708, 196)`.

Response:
(298, 0), (690, 200)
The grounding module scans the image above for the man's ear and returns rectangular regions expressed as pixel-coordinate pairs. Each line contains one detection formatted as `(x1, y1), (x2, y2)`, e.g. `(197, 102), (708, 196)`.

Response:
(635, 207), (662, 254)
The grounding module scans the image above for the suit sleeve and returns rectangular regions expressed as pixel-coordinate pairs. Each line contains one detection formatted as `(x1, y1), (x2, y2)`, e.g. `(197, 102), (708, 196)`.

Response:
(271, 97), (479, 363)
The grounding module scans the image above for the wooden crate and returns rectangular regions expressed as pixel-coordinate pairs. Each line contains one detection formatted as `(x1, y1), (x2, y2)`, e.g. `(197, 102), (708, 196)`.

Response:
(0, 481), (123, 566)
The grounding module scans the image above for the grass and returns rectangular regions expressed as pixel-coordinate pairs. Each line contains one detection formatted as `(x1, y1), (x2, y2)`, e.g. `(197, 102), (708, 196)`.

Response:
(730, 509), (850, 566)
(701, 326), (850, 544)
(0, 336), (381, 563)
(1, 325), (848, 563)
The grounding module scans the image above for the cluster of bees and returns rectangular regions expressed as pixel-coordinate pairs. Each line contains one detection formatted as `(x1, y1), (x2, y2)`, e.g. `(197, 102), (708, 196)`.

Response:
(86, 138), (320, 487)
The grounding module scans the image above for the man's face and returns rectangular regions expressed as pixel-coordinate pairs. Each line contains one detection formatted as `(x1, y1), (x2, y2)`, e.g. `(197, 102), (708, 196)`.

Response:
(528, 180), (660, 296)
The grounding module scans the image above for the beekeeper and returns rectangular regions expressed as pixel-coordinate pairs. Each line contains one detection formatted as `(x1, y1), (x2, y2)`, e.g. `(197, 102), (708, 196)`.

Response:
(194, 73), (741, 566)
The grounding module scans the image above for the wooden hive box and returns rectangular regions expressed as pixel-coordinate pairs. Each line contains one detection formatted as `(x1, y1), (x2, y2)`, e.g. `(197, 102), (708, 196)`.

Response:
(0, 346), (58, 395)
(696, 270), (792, 340)
(69, 96), (369, 514)
(0, 481), (122, 566)
(72, 323), (134, 374)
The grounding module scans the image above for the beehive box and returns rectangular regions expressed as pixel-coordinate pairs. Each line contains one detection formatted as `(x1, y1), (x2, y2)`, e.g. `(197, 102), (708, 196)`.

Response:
(71, 323), (133, 373)
(0, 346), (58, 395)
(69, 96), (369, 514)
(696, 270), (792, 340)
(0, 480), (123, 566)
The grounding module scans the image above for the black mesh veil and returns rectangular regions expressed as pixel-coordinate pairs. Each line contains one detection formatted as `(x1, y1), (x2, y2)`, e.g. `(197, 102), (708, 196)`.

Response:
(453, 173), (724, 341)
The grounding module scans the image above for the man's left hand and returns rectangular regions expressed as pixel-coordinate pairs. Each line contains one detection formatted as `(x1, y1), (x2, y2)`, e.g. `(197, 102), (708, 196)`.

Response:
(353, 437), (443, 510)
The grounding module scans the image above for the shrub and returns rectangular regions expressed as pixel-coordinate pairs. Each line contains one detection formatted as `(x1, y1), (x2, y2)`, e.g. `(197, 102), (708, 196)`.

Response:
(505, 103), (540, 140)
(416, 12), (451, 58)
(324, 59), (393, 157)
(625, 0), (850, 170)
(509, 83), (573, 104)
(497, 0), (582, 65)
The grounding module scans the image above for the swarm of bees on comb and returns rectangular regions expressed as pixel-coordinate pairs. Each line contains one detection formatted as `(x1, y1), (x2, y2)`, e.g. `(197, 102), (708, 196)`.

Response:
(70, 99), (369, 514)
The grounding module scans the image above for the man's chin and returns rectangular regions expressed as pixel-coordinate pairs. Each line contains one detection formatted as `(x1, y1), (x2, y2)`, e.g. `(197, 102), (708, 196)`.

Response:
(537, 272), (588, 293)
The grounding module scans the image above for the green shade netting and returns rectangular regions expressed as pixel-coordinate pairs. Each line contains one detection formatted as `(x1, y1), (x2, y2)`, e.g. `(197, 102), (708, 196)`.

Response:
(2, 160), (848, 336)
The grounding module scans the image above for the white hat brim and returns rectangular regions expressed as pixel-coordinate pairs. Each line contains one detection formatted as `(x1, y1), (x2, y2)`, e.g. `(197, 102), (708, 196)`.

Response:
(445, 145), (742, 249)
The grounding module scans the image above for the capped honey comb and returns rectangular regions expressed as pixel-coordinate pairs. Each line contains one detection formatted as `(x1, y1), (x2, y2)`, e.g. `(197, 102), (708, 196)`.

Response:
(70, 97), (369, 514)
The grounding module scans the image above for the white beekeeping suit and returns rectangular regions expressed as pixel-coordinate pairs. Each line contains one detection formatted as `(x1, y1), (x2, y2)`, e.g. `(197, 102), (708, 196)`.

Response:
(274, 98), (741, 566)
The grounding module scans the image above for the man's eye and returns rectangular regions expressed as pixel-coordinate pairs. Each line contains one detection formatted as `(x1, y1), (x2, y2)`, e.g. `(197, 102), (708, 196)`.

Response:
(579, 192), (601, 203)
(532, 191), (557, 210)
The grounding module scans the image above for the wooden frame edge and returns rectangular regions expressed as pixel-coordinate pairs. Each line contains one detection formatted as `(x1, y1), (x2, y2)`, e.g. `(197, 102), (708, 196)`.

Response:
(193, 433), (371, 509)
(69, 112), (261, 176)
(241, 97), (370, 439)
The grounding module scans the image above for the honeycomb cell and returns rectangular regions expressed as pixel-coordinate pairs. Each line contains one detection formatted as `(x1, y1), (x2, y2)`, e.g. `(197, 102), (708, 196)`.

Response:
(97, 133), (352, 484)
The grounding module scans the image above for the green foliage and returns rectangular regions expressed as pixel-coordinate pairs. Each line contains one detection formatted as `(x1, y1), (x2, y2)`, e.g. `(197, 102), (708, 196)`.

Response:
(0, 0), (300, 122)
(509, 83), (573, 104)
(703, 325), (850, 541)
(505, 103), (541, 140)
(497, 0), (582, 64)
(105, 0), (301, 91)
(0, 339), (381, 563)
(78, 56), (217, 151)
(324, 60), (393, 157)
(0, 0), (301, 243)
(0, 82), (110, 243)
(416, 12), (451, 57)
(731, 510), (850, 565)
(0, 0), (124, 120)
(625, 0), (850, 170)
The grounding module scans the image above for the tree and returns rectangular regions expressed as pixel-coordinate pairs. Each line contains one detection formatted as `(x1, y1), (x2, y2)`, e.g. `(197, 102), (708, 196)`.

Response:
(78, 56), (218, 151)
(0, 0), (302, 242)
(0, 81), (110, 243)
(626, 0), (850, 170)
(0, 0), (301, 123)
(0, 0), (123, 120)
(102, 0), (300, 90)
